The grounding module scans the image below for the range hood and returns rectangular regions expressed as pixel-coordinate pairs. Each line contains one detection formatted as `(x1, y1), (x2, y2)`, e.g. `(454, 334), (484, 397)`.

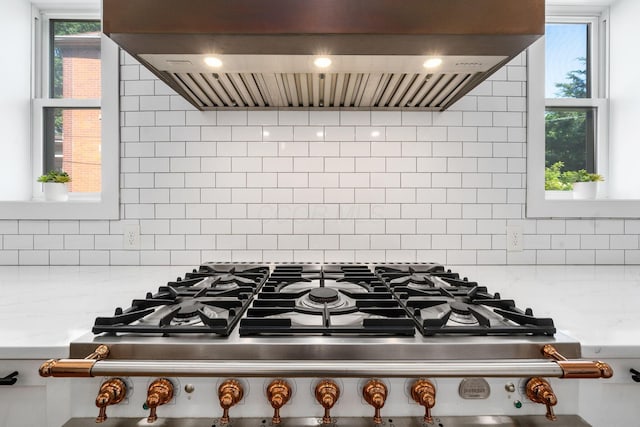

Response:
(103, 0), (544, 111)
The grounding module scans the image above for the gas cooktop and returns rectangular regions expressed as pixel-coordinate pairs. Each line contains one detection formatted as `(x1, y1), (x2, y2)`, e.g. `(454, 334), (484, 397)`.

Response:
(71, 263), (581, 361)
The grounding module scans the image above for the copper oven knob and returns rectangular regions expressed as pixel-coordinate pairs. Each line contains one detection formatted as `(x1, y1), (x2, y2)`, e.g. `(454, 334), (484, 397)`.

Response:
(315, 379), (340, 424)
(145, 378), (174, 423)
(526, 377), (558, 421)
(362, 379), (387, 424)
(410, 379), (436, 424)
(267, 379), (292, 424)
(218, 379), (244, 424)
(95, 378), (127, 423)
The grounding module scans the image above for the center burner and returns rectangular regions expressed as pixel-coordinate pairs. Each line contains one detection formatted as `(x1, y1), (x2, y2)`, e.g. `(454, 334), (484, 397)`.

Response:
(239, 264), (415, 336)
(92, 264), (269, 336)
(375, 265), (556, 336)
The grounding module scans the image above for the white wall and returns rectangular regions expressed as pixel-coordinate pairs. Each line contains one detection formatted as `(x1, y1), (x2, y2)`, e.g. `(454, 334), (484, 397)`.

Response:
(0, 0), (33, 200)
(608, 0), (640, 199)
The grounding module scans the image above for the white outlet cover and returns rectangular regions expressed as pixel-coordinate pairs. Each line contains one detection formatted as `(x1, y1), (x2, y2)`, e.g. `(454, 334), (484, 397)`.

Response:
(506, 225), (523, 252)
(123, 224), (140, 250)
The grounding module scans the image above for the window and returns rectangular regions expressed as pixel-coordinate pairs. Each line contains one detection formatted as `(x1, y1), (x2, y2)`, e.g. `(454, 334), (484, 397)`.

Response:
(0, 8), (119, 219)
(543, 18), (607, 195)
(36, 17), (103, 196)
(524, 6), (640, 218)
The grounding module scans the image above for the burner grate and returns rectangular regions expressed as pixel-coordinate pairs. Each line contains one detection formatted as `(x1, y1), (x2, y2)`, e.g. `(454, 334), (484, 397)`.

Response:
(92, 264), (269, 336)
(375, 265), (556, 337)
(239, 265), (416, 336)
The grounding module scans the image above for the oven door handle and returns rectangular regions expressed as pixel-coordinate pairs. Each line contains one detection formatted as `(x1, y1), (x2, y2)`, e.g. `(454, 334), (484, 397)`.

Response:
(0, 371), (18, 386)
(38, 358), (613, 379)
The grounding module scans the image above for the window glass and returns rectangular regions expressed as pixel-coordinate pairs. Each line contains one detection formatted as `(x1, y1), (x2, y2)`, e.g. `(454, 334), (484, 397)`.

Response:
(43, 107), (102, 192)
(545, 107), (596, 172)
(50, 20), (101, 99)
(545, 23), (589, 99)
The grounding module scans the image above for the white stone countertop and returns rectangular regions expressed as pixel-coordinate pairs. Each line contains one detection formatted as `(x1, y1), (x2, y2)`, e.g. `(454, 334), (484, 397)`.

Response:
(1, 265), (639, 360)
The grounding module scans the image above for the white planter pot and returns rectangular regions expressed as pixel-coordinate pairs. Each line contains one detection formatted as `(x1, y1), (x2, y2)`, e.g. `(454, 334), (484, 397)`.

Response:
(572, 182), (598, 199)
(43, 182), (69, 201)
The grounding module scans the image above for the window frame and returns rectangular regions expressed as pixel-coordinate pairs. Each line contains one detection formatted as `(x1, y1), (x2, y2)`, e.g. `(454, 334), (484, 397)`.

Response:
(0, 7), (120, 219)
(525, 5), (640, 218)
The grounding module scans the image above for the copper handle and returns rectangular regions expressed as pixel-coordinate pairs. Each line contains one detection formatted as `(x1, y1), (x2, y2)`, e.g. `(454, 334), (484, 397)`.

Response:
(526, 377), (558, 421)
(410, 379), (436, 424)
(218, 379), (244, 424)
(362, 379), (387, 424)
(145, 378), (174, 423)
(543, 345), (613, 379)
(95, 378), (127, 423)
(267, 379), (292, 424)
(315, 380), (340, 424)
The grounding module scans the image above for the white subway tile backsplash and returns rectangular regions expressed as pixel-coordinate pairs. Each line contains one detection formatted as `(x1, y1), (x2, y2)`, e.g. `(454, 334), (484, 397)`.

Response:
(279, 141), (310, 156)
(462, 204), (492, 219)
(18, 221), (48, 235)
(385, 127), (417, 142)
(309, 235), (339, 249)
(155, 141), (186, 157)
(294, 127), (325, 142)
(217, 111), (247, 125)
(293, 219), (324, 234)
(383, 158), (414, 173)
(610, 235), (639, 249)
(263, 126), (294, 142)
(401, 204), (432, 219)
(433, 112), (462, 126)
(552, 235), (580, 250)
(6, 60), (637, 266)
(293, 188), (323, 203)
(155, 204), (186, 219)
(324, 219), (354, 234)
(386, 189), (416, 203)
(371, 111), (401, 126)
(156, 111), (185, 126)
(567, 220), (595, 234)
(401, 111), (432, 126)
(33, 234), (64, 249)
(231, 219), (263, 234)
(595, 219), (624, 234)
(325, 189), (355, 203)
(580, 235), (609, 250)
(248, 111), (278, 125)
(202, 126), (232, 141)
(417, 126), (447, 141)
(324, 158), (354, 173)
(278, 111), (309, 125)
(232, 126), (262, 142)
(432, 173), (461, 188)
(432, 142), (462, 157)
(371, 141), (401, 157)
(170, 126), (200, 141)
(416, 189), (447, 203)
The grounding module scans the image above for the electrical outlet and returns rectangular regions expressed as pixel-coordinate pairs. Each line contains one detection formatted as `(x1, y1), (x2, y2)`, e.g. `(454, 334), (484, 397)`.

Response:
(123, 224), (140, 250)
(506, 225), (523, 252)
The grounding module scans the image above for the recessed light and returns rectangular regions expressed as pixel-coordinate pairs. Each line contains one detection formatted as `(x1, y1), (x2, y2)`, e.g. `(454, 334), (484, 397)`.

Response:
(204, 57), (223, 68)
(423, 58), (443, 69)
(371, 131), (381, 137)
(314, 57), (332, 68)
(316, 131), (324, 138)
(263, 131), (270, 137)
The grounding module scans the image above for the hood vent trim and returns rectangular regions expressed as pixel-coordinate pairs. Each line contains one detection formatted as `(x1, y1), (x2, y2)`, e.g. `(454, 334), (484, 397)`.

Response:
(104, 0), (544, 111)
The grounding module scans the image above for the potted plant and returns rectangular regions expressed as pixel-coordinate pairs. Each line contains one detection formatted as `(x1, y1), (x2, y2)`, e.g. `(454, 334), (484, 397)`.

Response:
(37, 170), (71, 201)
(565, 169), (604, 199)
(544, 162), (604, 200)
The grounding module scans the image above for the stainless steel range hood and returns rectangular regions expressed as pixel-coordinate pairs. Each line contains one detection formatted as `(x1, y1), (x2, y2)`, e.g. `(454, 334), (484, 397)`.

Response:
(102, 0), (544, 111)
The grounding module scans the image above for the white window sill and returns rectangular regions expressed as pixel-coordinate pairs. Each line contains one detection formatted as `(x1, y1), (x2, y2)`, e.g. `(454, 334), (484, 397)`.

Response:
(528, 194), (640, 218)
(0, 196), (118, 219)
